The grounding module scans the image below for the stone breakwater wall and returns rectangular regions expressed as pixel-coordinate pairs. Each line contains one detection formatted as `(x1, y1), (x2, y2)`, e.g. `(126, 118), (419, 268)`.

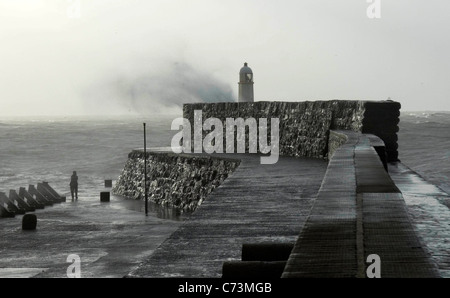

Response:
(183, 100), (400, 162)
(327, 130), (350, 160)
(112, 151), (240, 212)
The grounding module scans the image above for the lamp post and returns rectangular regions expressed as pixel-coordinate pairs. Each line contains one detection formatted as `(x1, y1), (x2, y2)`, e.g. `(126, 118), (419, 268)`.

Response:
(143, 123), (148, 216)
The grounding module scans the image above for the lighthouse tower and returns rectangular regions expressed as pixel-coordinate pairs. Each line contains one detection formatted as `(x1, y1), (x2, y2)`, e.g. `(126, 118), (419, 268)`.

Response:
(238, 62), (254, 103)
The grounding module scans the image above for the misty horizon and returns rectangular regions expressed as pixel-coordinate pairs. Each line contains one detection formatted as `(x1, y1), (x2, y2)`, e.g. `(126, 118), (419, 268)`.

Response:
(1, 1), (450, 116)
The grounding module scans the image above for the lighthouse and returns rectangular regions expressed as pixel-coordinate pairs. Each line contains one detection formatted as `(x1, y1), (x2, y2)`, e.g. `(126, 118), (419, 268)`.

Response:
(238, 62), (254, 103)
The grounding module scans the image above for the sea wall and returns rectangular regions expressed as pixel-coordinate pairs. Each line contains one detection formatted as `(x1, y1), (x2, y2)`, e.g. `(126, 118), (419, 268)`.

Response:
(183, 100), (400, 162)
(112, 151), (240, 212)
(113, 100), (399, 211)
(327, 130), (349, 160)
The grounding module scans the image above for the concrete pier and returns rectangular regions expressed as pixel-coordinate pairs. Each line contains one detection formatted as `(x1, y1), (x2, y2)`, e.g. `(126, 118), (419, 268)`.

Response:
(128, 155), (328, 277)
(0, 194), (181, 278)
(282, 132), (439, 278)
(0, 147), (447, 278)
(128, 131), (444, 278)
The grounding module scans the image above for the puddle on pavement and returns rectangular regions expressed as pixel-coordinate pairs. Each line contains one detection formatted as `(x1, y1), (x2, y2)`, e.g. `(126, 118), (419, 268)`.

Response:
(110, 196), (189, 221)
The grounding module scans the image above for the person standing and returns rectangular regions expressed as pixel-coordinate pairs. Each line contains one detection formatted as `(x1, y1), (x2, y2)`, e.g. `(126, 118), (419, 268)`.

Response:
(70, 171), (78, 201)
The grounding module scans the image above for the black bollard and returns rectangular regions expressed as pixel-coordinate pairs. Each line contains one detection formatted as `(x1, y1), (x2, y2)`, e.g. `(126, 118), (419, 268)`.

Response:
(22, 214), (37, 230)
(100, 192), (110, 202)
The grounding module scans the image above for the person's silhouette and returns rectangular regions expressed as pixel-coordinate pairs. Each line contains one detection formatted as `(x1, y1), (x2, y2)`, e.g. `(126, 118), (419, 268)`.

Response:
(70, 171), (78, 200)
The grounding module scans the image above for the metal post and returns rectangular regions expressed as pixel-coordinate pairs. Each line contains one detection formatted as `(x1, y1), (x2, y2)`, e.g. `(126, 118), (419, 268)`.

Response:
(144, 123), (148, 216)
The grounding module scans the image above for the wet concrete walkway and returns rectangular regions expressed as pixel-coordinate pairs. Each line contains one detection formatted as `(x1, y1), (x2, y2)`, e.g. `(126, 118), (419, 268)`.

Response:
(389, 162), (450, 278)
(128, 154), (328, 277)
(283, 132), (440, 278)
(2, 151), (447, 278)
(0, 195), (181, 278)
(127, 133), (444, 278)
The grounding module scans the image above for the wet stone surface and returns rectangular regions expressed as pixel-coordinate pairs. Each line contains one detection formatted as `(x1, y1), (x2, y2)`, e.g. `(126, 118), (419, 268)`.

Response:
(0, 195), (181, 278)
(113, 151), (240, 212)
(128, 154), (328, 278)
(389, 162), (450, 278)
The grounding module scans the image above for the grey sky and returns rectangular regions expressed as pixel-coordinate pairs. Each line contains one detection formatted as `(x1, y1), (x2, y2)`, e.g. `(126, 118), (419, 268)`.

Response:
(1, 0), (449, 115)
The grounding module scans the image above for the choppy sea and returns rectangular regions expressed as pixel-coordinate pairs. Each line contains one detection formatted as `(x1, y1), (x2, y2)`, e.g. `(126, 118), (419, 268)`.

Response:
(0, 111), (449, 205)
(398, 112), (450, 194)
(0, 115), (177, 202)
